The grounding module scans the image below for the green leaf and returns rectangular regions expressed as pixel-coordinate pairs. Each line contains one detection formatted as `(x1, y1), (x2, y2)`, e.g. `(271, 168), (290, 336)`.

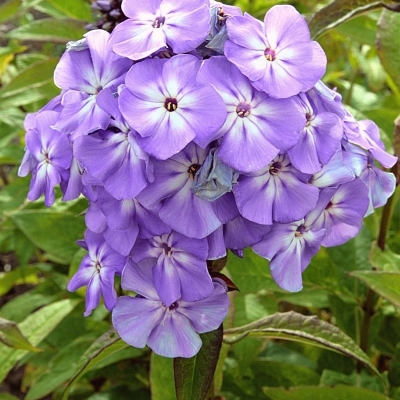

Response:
(62, 329), (141, 400)
(0, 266), (39, 296)
(0, 393), (20, 400)
(0, 299), (79, 383)
(10, 210), (85, 264)
(308, 0), (383, 39)
(226, 249), (279, 294)
(349, 271), (400, 307)
(25, 337), (93, 400)
(0, 0), (22, 23)
(263, 385), (391, 400)
(151, 353), (176, 400)
(377, 8), (400, 90)
(223, 311), (382, 380)
(20, 0), (44, 11)
(0, 107), (25, 126)
(6, 18), (86, 43)
(0, 317), (40, 352)
(254, 360), (320, 388)
(0, 144), (24, 165)
(46, 0), (92, 21)
(370, 242), (400, 272)
(0, 58), (58, 100)
(0, 279), (63, 322)
(320, 369), (385, 393)
(333, 14), (378, 46)
(174, 325), (223, 400)
(277, 289), (329, 309)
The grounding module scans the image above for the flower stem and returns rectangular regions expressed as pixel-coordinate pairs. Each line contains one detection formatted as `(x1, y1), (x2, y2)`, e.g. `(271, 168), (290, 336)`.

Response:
(358, 114), (399, 370)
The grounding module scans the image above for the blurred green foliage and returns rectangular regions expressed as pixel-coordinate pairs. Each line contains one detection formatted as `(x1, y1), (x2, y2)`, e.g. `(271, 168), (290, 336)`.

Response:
(0, 0), (399, 399)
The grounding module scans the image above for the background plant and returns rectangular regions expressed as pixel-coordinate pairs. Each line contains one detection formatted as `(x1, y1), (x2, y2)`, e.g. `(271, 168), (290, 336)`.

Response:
(0, 0), (399, 399)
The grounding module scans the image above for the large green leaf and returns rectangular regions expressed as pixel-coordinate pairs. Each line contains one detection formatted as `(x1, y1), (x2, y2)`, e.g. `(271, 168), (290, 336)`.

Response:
(174, 325), (223, 400)
(25, 337), (93, 400)
(263, 385), (391, 400)
(0, 317), (40, 352)
(46, 0), (92, 21)
(377, 8), (400, 90)
(62, 329), (142, 400)
(0, 58), (58, 100)
(350, 271), (400, 307)
(10, 210), (85, 264)
(308, 0), (383, 39)
(226, 249), (278, 294)
(150, 353), (176, 400)
(0, 266), (39, 296)
(0, 299), (79, 383)
(223, 311), (381, 379)
(6, 18), (86, 43)
(0, 0), (21, 24)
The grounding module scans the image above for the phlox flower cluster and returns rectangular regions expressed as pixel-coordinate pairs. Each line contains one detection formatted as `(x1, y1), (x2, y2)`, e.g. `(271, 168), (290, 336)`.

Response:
(18, 0), (397, 358)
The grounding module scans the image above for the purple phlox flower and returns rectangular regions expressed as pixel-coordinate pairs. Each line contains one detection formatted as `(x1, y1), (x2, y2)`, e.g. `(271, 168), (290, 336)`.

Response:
(342, 142), (396, 215)
(211, 191), (240, 223)
(205, 189), (272, 255)
(53, 29), (132, 139)
(224, 5), (327, 98)
(132, 231), (213, 306)
(306, 81), (345, 119)
(85, 199), (107, 234)
(206, 227), (226, 260)
(23, 93), (64, 132)
(95, 84), (132, 133)
(252, 192), (328, 292)
(112, 258), (229, 358)
(80, 166), (104, 202)
(61, 156), (85, 202)
(18, 148), (37, 178)
(224, 214), (272, 251)
(191, 147), (239, 201)
(119, 54), (227, 160)
(109, 0), (211, 60)
(311, 179), (369, 247)
(233, 153), (320, 225)
(137, 142), (227, 239)
(18, 111), (72, 207)
(309, 148), (355, 188)
(67, 229), (126, 316)
(197, 56), (305, 172)
(20, 94), (65, 175)
(344, 117), (397, 169)
(90, 188), (170, 256)
(74, 127), (153, 200)
(203, 191), (242, 259)
(205, 3), (242, 54)
(287, 92), (343, 174)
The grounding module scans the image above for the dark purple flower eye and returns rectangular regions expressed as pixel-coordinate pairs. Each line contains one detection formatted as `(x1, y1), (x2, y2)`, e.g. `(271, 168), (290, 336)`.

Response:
(164, 97), (178, 112)
(264, 48), (276, 61)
